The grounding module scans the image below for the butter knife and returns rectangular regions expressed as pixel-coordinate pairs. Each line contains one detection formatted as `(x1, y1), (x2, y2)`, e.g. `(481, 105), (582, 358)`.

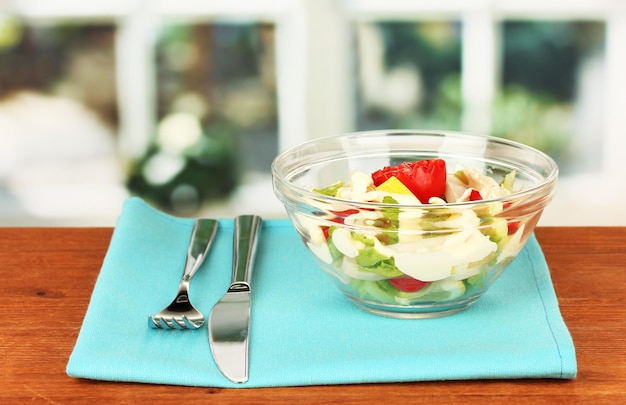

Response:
(208, 214), (262, 383)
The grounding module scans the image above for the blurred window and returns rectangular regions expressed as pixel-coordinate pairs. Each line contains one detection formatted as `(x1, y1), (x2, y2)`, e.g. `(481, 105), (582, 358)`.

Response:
(0, 22), (118, 125)
(354, 20), (606, 177)
(0, 19), (124, 225)
(1, 0), (625, 225)
(126, 22), (278, 214)
(155, 23), (277, 174)
(355, 21), (462, 131)
(495, 21), (605, 176)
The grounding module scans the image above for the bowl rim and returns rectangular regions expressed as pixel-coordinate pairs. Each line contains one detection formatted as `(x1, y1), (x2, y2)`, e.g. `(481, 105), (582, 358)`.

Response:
(271, 129), (559, 209)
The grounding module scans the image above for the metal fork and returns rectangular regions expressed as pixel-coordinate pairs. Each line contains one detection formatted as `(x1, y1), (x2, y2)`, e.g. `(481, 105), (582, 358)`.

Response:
(149, 218), (218, 329)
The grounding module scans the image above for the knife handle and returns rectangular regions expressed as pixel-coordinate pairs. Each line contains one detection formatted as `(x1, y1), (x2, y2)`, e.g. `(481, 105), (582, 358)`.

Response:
(230, 215), (263, 289)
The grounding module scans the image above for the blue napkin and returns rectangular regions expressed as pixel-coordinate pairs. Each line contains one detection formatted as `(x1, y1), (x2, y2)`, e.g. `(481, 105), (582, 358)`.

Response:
(67, 197), (576, 387)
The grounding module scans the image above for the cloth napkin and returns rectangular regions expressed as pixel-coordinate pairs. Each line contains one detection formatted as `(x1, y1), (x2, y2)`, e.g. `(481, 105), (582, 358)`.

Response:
(67, 197), (577, 388)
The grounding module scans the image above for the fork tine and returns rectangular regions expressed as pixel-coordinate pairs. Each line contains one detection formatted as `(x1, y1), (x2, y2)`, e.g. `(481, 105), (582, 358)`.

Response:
(150, 315), (178, 329)
(148, 315), (161, 329)
(162, 317), (177, 329)
(175, 315), (204, 329)
(149, 315), (163, 329)
(173, 317), (189, 329)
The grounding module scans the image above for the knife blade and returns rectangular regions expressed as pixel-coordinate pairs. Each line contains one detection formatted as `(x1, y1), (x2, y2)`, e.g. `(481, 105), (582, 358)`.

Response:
(208, 214), (262, 383)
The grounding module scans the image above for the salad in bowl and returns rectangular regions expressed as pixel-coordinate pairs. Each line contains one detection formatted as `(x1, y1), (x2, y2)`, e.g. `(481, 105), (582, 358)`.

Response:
(272, 130), (558, 318)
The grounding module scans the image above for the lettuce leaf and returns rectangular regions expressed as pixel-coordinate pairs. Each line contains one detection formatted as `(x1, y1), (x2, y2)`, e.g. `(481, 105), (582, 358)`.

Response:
(355, 247), (402, 278)
(313, 181), (344, 197)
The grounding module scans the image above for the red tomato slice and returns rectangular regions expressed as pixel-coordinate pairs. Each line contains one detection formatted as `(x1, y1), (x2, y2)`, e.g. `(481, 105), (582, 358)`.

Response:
(372, 159), (446, 203)
(321, 226), (330, 240)
(501, 201), (520, 235)
(507, 220), (521, 235)
(469, 189), (482, 201)
(388, 275), (429, 292)
(328, 209), (360, 224)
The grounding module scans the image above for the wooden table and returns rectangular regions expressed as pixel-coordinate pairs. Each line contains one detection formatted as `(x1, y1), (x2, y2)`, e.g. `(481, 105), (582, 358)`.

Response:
(1, 227), (625, 404)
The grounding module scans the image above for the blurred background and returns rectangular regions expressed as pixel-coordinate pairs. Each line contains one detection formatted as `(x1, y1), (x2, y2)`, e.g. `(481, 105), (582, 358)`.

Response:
(1, 0), (625, 226)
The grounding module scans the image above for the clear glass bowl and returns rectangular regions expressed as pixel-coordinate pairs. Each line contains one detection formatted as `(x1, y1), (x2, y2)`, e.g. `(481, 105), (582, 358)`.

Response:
(271, 130), (558, 318)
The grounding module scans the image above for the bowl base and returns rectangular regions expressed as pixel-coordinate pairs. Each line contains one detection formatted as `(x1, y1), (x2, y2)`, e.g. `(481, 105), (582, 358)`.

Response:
(348, 295), (480, 319)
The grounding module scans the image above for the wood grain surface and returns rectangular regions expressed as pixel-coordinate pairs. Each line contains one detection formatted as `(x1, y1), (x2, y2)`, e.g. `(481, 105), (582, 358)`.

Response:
(1, 227), (624, 404)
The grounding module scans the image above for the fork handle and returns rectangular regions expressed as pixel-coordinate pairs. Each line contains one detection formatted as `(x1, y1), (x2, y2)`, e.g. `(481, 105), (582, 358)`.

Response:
(183, 218), (219, 281)
(231, 215), (263, 286)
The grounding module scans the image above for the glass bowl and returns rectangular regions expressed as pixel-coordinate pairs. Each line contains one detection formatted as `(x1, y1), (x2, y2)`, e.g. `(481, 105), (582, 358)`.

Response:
(271, 130), (558, 318)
